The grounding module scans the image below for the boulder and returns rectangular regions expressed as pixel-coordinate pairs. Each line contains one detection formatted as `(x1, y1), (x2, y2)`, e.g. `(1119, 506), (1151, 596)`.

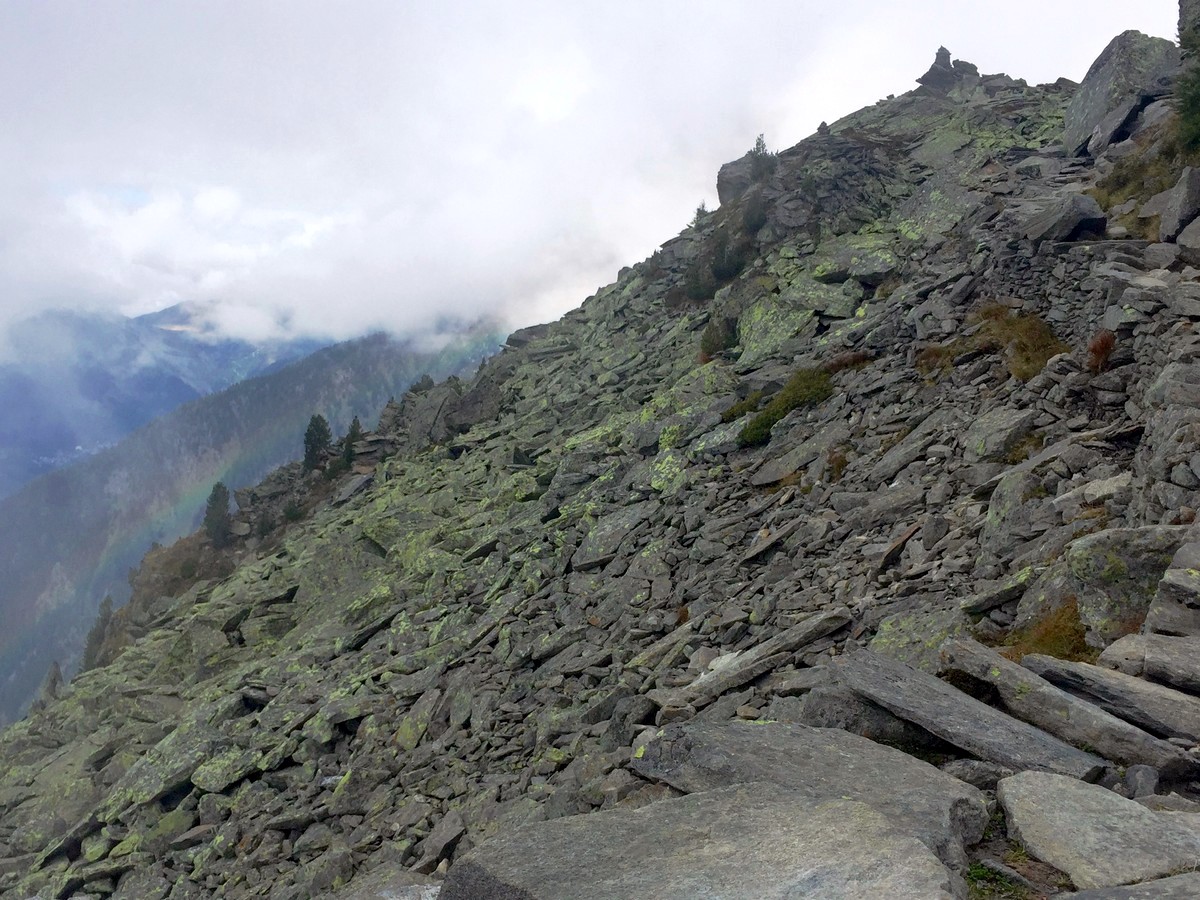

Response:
(716, 155), (754, 206)
(1063, 526), (1188, 647)
(1063, 31), (1179, 156)
(1142, 633), (1200, 693)
(1063, 873), (1200, 899)
(940, 638), (1196, 777)
(961, 407), (1038, 463)
(1022, 193), (1107, 244)
(998, 771), (1200, 889)
(630, 719), (988, 870)
(1160, 168), (1200, 242)
(1024, 654), (1200, 742)
(834, 651), (1108, 780)
(917, 47), (959, 95)
(440, 784), (964, 900)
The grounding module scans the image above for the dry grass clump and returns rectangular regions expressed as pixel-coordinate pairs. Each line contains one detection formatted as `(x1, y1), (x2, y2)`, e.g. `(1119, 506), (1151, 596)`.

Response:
(999, 597), (1099, 664)
(1086, 329), (1116, 374)
(916, 303), (1068, 381)
(822, 350), (872, 374)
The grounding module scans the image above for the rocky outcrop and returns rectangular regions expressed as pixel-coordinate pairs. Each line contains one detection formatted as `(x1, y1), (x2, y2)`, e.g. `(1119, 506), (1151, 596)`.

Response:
(1063, 30), (1179, 156)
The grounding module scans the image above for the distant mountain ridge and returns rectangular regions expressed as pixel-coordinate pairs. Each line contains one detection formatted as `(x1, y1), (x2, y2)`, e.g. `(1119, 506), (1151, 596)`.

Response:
(0, 323), (504, 723)
(0, 302), (328, 499)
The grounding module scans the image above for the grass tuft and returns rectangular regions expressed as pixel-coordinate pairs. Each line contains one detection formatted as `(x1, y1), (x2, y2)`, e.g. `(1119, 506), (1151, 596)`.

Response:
(738, 368), (833, 447)
(916, 304), (1067, 382)
(1000, 597), (1098, 664)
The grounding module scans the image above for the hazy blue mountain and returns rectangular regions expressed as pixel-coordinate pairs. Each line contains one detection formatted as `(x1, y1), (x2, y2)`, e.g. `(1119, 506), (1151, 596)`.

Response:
(0, 323), (504, 723)
(0, 303), (328, 498)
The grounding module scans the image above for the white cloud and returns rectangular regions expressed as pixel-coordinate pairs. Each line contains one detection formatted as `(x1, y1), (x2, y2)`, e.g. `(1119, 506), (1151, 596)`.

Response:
(0, 1), (1180, 344)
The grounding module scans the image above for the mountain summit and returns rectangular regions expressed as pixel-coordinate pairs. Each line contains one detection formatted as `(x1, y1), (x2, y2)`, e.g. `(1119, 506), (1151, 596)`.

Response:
(6, 11), (1200, 899)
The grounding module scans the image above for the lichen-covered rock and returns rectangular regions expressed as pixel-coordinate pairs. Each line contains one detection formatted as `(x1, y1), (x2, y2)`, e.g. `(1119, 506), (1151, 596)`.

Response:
(1063, 30), (1179, 156)
(441, 785), (964, 900)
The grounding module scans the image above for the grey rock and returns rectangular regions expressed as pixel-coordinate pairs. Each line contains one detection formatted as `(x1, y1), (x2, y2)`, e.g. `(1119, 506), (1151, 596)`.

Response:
(1063, 873), (1200, 898)
(998, 771), (1200, 889)
(1124, 764), (1159, 799)
(629, 719), (987, 870)
(440, 784), (964, 900)
(1022, 193), (1107, 244)
(1185, 0), (1200, 40)
(1162, 168), (1200, 242)
(750, 423), (850, 486)
(940, 639), (1195, 777)
(1098, 634), (1148, 675)
(1143, 634), (1200, 693)
(835, 651), (1108, 780)
(939, 760), (1015, 791)
(716, 155), (754, 206)
(571, 500), (658, 571)
(1063, 30), (1179, 156)
(1064, 527), (1189, 648)
(961, 407), (1039, 463)
(647, 607), (850, 709)
(1024, 655), (1200, 742)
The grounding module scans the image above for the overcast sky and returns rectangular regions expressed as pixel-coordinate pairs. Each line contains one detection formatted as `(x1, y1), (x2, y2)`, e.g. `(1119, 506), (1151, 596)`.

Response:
(0, 1), (1178, 346)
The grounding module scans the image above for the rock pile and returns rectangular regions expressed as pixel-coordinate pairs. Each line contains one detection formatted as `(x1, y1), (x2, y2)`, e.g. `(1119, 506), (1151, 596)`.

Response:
(8, 27), (1200, 900)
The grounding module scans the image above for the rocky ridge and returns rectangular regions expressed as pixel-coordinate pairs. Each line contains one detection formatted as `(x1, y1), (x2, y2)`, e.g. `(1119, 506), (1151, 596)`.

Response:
(4, 22), (1200, 900)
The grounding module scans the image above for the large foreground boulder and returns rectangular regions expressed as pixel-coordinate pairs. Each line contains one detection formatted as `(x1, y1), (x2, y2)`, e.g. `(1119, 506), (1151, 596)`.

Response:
(1063, 31), (1179, 156)
(630, 719), (988, 870)
(440, 783), (963, 899)
(999, 772), (1200, 889)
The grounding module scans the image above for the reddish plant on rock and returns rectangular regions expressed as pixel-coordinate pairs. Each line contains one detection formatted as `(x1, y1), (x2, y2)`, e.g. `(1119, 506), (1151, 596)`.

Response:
(1086, 329), (1116, 374)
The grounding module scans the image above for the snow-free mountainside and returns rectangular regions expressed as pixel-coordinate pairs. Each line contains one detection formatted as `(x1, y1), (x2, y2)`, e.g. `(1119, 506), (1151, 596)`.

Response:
(10, 9), (1200, 899)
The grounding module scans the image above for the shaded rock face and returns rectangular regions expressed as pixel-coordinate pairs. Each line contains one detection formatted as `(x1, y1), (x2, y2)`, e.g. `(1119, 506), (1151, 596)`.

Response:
(18, 27), (1200, 900)
(1063, 30), (1179, 156)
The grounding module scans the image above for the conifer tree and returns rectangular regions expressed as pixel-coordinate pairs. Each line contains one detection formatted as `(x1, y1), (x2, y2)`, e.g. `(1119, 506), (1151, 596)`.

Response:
(343, 415), (363, 466)
(81, 595), (114, 671)
(1179, 29), (1200, 154)
(303, 414), (332, 470)
(204, 481), (232, 548)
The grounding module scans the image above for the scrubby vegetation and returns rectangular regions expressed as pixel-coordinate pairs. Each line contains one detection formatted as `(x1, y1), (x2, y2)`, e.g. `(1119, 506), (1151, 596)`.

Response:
(1177, 28), (1200, 154)
(738, 368), (834, 447)
(721, 390), (765, 422)
(303, 414), (332, 471)
(1086, 329), (1116, 374)
(999, 597), (1099, 665)
(203, 482), (232, 548)
(749, 133), (778, 182)
(916, 304), (1068, 382)
(699, 316), (739, 362)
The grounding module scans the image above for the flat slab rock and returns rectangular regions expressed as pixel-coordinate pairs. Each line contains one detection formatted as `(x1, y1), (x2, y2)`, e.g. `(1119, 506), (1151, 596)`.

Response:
(1024, 654), (1200, 743)
(835, 650), (1108, 780)
(329, 865), (440, 899)
(998, 771), (1200, 890)
(629, 719), (987, 871)
(1062, 873), (1200, 898)
(439, 783), (964, 900)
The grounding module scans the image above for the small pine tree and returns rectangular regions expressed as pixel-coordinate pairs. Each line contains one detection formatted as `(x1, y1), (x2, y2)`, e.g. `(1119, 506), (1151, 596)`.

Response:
(749, 133), (778, 181)
(343, 416), (364, 466)
(303, 414), (332, 470)
(81, 595), (114, 671)
(204, 482), (232, 548)
(691, 201), (708, 229)
(1178, 29), (1200, 154)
